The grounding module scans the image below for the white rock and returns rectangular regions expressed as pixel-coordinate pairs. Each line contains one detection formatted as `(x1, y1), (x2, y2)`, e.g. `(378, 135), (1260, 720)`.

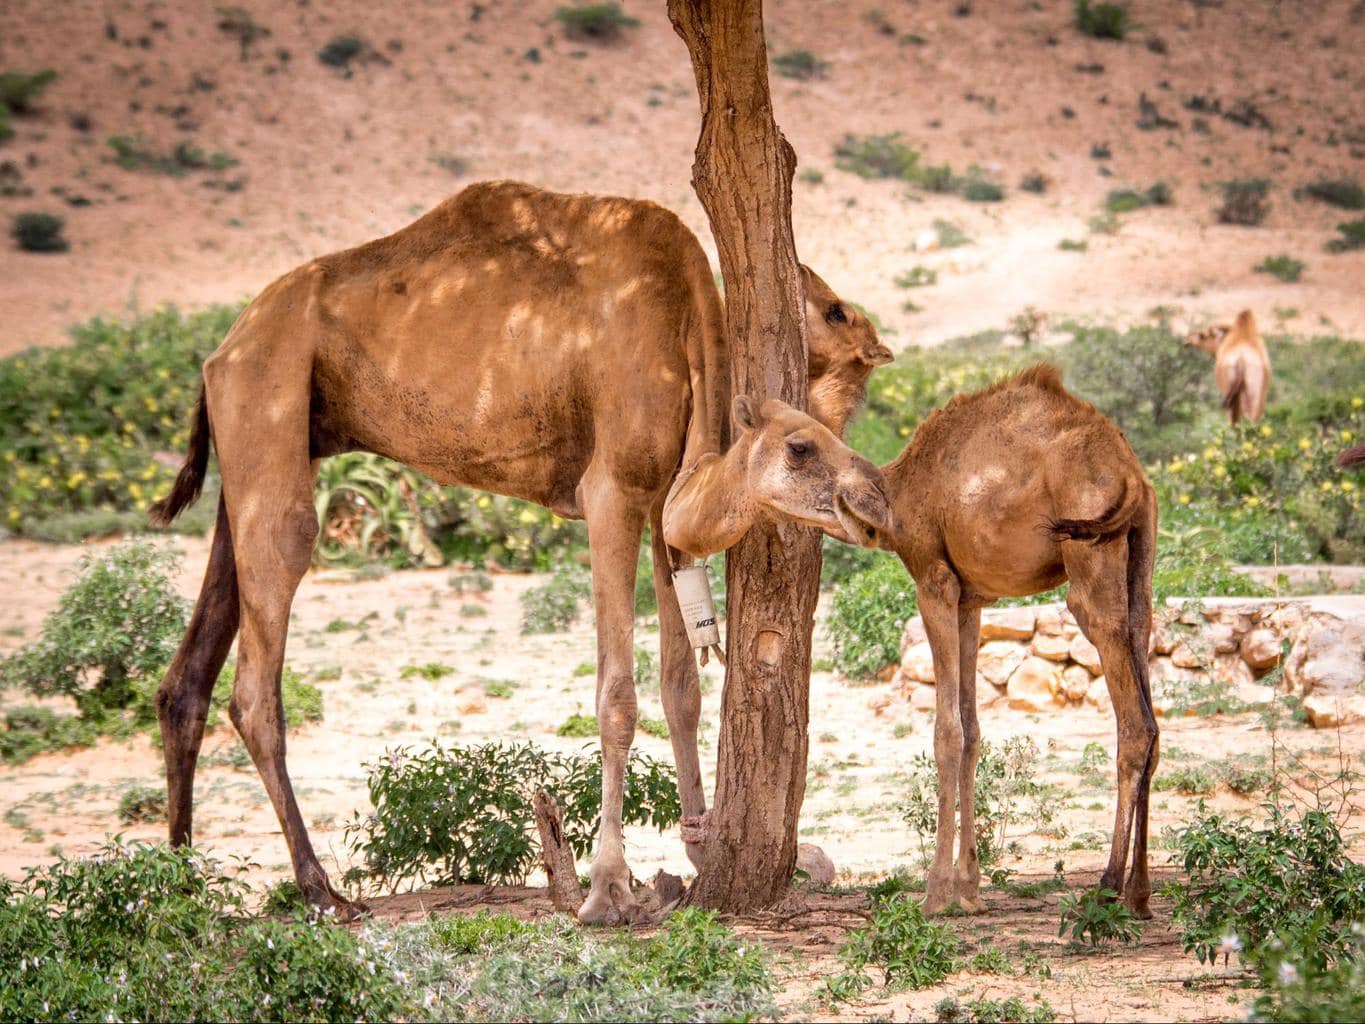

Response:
(1006, 657), (1063, 712)
(1303, 693), (1365, 730)
(1034, 605), (1068, 636)
(1284, 616), (1365, 699)
(901, 641), (937, 685)
(1241, 627), (1283, 674)
(900, 615), (928, 658)
(980, 606), (1037, 641)
(1170, 640), (1207, 671)
(1031, 633), (1071, 662)
(1069, 634), (1104, 675)
(1062, 664), (1092, 703)
(1086, 674), (1112, 713)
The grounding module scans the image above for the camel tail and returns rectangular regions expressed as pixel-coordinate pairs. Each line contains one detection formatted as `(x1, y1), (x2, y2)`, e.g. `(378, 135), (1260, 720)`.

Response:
(149, 383), (212, 526)
(1336, 443), (1365, 470)
(1046, 479), (1141, 542)
(1222, 364), (1246, 425)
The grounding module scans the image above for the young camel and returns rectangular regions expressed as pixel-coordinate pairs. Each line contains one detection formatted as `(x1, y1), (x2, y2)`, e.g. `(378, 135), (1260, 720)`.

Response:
(148, 180), (891, 924)
(665, 365), (1159, 918)
(1186, 309), (1271, 424)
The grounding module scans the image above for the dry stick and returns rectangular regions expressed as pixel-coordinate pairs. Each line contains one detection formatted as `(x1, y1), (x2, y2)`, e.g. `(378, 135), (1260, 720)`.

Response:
(533, 788), (584, 914)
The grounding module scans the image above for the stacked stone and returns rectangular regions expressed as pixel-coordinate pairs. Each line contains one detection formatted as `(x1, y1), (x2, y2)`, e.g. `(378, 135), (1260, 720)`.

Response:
(890, 599), (1365, 728)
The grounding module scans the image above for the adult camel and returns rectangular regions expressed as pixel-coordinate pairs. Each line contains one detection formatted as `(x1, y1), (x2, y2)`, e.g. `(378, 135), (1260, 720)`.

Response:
(149, 180), (892, 923)
(667, 365), (1159, 918)
(1186, 310), (1272, 425)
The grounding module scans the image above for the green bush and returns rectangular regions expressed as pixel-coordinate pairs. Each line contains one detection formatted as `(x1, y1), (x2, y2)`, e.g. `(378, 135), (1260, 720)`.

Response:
(960, 177), (1004, 202)
(1325, 217), (1365, 252)
(935, 995), (1057, 1023)
(0, 706), (102, 764)
(317, 35), (365, 68)
(1153, 765), (1216, 795)
(826, 891), (959, 999)
(772, 49), (827, 80)
(0, 838), (407, 1022)
(1217, 178), (1271, 226)
(107, 135), (235, 176)
(556, 711), (598, 738)
(520, 562), (592, 633)
(1298, 177), (1365, 210)
(117, 783), (168, 823)
(1058, 887), (1142, 946)
(0, 542), (188, 717)
(12, 211), (67, 252)
(1166, 802), (1365, 1020)
(1019, 171), (1048, 194)
(1074, 0), (1130, 39)
(1255, 254), (1305, 282)
(0, 69), (57, 113)
(554, 4), (640, 41)
(1105, 182), (1172, 213)
(344, 741), (679, 890)
(834, 132), (921, 180)
(826, 554), (915, 679)
(895, 265), (937, 289)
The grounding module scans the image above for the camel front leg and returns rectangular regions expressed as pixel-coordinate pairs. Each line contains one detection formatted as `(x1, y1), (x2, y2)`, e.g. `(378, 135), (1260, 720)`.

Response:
(649, 516), (707, 869)
(918, 562), (964, 916)
(954, 605), (985, 913)
(578, 477), (645, 925)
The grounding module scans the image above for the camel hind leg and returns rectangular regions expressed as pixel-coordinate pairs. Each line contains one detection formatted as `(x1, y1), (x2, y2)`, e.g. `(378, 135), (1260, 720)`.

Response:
(577, 470), (646, 925)
(953, 605), (985, 913)
(157, 495), (240, 847)
(1063, 531), (1158, 919)
(648, 505), (707, 870)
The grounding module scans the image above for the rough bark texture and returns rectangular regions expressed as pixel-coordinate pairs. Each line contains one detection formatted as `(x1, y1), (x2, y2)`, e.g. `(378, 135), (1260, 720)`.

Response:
(533, 788), (585, 914)
(669, 0), (822, 913)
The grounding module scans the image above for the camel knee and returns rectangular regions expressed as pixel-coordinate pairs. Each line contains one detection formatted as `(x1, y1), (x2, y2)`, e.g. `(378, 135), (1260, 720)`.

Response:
(156, 672), (210, 739)
(1117, 721), (1158, 776)
(596, 673), (638, 747)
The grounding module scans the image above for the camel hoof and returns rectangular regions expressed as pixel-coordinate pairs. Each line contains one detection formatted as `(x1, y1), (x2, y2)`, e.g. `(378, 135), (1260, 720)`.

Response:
(955, 893), (986, 914)
(922, 891), (953, 916)
(1126, 898), (1154, 921)
(577, 888), (617, 925)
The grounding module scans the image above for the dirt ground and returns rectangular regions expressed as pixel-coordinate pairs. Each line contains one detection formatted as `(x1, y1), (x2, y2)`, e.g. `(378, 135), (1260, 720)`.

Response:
(2, 0), (1364, 355)
(1, 534), (1360, 1021)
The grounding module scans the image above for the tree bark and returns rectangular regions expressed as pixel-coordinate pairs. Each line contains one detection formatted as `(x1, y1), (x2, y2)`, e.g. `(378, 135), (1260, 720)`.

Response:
(668, 0), (822, 913)
(533, 788), (584, 914)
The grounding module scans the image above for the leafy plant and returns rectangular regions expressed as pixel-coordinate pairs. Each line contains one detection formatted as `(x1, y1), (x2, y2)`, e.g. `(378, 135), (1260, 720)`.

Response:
(1105, 182), (1172, 213)
(0, 69), (57, 114)
(215, 7), (271, 61)
(1154, 764), (1216, 795)
(834, 132), (921, 180)
(826, 891), (959, 999)
(935, 995), (1057, 1023)
(12, 211), (67, 252)
(772, 49), (827, 80)
(1074, 0), (1130, 39)
(117, 784), (167, 823)
(1325, 217), (1365, 252)
(520, 562), (592, 633)
(556, 712), (598, 738)
(1217, 178), (1271, 226)
(1255, 254), (1306, 282)
(317, 35), (365, 69)
(1298, 177), (1365, 211)
(895, 266), (937, 288)
(344, 742), (680, 890)
(1058, 887), (1142, 947)
(107, 135), (236, 175)
(554, 4), (640, 42)
(826, 554), (915, 679)
(1019, 171), (1048, 193)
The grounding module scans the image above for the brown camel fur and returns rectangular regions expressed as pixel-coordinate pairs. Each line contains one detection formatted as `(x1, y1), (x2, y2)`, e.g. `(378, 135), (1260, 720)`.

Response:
(664, 396), (890, 559)
(148, 180), (891, 924)
(1337, 443), (1365, 469)
(1186, 309), (1271, 425)
(877, 365), (1158, 917)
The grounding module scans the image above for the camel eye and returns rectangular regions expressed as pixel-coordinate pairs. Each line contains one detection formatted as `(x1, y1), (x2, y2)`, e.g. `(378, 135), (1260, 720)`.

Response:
(787, 440), (812, 459)
(825, 303), (847, 326)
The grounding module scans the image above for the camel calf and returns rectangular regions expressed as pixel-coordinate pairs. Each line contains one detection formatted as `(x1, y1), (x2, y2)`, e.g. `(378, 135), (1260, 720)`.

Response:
(1186, 309), (1271, 424)
(148, 180), (891, 923)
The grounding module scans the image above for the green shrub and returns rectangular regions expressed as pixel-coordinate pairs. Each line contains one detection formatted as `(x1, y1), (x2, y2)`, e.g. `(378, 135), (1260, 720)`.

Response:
(0, 706), (103, 764)
(0, 69), (57, 113)
(1058, 237), (1088, 251)
(902, 737), (1051, 867)
(960, 177), (1004, 202)
(1325, 217), (1365, 252)
(0, 541), (188, 717)
(772, 49), (827, 80)
(1298, 177), (1365, 211)
(1105, 182), (1172, 213)
(1255, 254), (1305, 282)
(520, 562), (592, 633)
(895, 265), (937, 288)
(317, 35), (365, 68)
(554, 4), (640, 41)
(1166, 802), (1364, 1020)
(12, 211), (67, 252)
(1019, 171), (1048, 193)
(825, 891), (959, 999)
(1153, 764), (1216, 795)
(1217, 178), (1271, 226)
(215, 6), (271, 61)
(117, 783), (168, 823)
(107, 135), (235, 175)
(344, 741), (680, 890)
(1058, 887), (1142, 946)
(1074, 0), (1130, 39)
(834, 132), (921, 180)
(556, 712), (598, 738)
(935, 995), (1058, 1023)
(826, 555), (915, 679)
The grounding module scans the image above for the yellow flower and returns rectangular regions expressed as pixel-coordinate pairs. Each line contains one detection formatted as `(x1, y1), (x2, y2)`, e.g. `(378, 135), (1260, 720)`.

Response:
(6, 508), (18, 523)
(1179, 494), (1191, 505)
(66, 471), (86, 489)
(1202, 447), (1218, 460)
(143, 397), (158, 413)
(1353, 396), (1363, 409)
(1320, 481), (1335, 493)
(1213, 465), (1226, 478)
(517, 508), (539, 525)
(898, 425), (910, 437)
(1259, 425), (1272, 438)
(476, 495), (491, 509)
(140, 464), (158, 480)
(1343, 480), (1356, 493)
(1298, 438), (1311, 451)
(129, 482), (144, 501)
(1342, 430), (1355, 442)
(1245, 495), (1261, 508)
(38, 475), (52, 489)
(157, 368), (171, 380)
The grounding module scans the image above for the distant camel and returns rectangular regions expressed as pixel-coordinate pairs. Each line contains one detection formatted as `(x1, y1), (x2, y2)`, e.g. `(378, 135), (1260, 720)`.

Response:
(1337, 443), (1365, 469)
(1186, 309), (1271, 424)
(667, 365), (1159, 918)
(148, 180), (891, 924)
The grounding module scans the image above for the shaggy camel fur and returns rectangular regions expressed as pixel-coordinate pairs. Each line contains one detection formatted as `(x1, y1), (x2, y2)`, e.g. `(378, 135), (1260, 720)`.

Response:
(1186, 310), (1271, 424)
(148, 180), (891, 923)
(880, 365), (1158, 917)
(1337, 443), (1365, 469)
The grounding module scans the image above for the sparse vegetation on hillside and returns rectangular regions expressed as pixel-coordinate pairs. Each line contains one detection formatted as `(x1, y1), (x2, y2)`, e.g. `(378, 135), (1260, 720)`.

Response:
(1074, 0), (1131, 40)
(12, 211), (67, 252)
(1255, 254), (1305, 282)
(317, 35), (366, 70)
(1105, 182), (1172, 213)
(833, 133), (1005, 201)
(554, 4), (640, 42)
(0, 69), (57, 117)
(1298, 177), (1365, 211)
(1326, 217), (1365, 252)
(1217, 178), (1271, 226)
(772, 49), (827, 80)
(107, 135), (237, 176)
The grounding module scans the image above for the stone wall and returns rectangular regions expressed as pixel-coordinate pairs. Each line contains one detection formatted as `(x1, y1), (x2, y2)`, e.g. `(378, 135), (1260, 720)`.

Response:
(891, 597), (1365, 728)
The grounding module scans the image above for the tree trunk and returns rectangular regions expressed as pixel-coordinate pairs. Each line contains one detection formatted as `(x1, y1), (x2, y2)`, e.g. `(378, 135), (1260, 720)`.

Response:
(533, 788), (584, 914)
(668, 0), (822, 913)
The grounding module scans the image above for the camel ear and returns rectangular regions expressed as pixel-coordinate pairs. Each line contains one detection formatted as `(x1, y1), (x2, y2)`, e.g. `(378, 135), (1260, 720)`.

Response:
(862, 341), (895, 365)
(733, 395), (761, 433)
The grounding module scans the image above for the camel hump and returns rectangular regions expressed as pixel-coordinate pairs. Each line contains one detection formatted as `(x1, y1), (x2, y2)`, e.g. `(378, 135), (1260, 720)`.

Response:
(1234, 309), (1256, 333)
(1013, 362), (1066, 393)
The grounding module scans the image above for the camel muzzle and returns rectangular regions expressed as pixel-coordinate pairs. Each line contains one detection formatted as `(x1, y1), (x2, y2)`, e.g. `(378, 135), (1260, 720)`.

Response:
(834, 491), (887, 548)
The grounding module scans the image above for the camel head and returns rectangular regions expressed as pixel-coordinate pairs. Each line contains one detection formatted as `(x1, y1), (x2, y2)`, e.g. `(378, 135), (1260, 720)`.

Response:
(802, 265), (894, 436)
(732, 395), (891, 548)
(1184, 323), (1229, 353)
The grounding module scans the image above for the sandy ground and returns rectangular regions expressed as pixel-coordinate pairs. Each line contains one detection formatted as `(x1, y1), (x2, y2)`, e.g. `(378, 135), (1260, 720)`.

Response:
(2, 0), (1364, 356)
(2, 534), (1361, 1020)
